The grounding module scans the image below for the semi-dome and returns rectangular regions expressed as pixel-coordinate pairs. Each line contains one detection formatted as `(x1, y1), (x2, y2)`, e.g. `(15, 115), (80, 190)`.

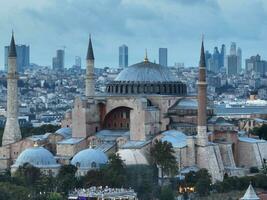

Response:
(13, 146), (59, 168)
(106, 60), (187, 96)
(71, 148), (108, 169)
(117, 149), (149, 165)
(115, 61), (177, 82)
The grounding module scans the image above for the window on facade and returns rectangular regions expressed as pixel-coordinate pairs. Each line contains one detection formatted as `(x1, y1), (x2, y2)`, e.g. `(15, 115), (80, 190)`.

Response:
(123, 112), (126, 119)
(91, 162), (97, 168)
(76, 162), (81, 168)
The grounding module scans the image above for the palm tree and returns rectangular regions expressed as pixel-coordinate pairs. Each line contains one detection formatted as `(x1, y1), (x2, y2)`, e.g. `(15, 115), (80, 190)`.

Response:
(150, 140), (177, 186)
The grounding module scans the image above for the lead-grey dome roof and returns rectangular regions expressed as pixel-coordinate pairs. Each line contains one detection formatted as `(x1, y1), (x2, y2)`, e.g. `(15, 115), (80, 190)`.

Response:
(115, 61), (177, 82)
(71, 148), (108, 169)
(13, 147), (59, 168)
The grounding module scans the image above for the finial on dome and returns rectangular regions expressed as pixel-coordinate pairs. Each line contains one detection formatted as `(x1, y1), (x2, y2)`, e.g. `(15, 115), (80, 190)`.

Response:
(33, 141), (38, 147)
(144, 49), (149, 62)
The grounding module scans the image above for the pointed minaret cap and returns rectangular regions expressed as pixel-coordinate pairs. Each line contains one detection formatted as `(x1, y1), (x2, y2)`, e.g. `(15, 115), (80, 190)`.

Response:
(9, 31), (17, 58)
(241, 183), (260, 200)
(199, 34), (206, 68)
(86, 34), (94, 60)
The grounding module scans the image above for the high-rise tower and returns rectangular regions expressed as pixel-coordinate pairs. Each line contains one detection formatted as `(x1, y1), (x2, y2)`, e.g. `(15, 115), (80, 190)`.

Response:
(159, 48), (168, 67)
(197, 39), (208, 146)
(85, 35), (95, 97)
(119, 45), (128, 68)
(2, 33), (22, 146)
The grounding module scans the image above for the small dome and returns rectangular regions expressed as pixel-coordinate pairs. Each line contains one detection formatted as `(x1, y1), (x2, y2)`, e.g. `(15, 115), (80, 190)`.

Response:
(117, 149), (148, 165)
(71, 148), (108, 169)
(115, 61), (177, 82)
(161, 130), (187, 148)
(14, 147), (59, 168)
(55, 127), (72, 138)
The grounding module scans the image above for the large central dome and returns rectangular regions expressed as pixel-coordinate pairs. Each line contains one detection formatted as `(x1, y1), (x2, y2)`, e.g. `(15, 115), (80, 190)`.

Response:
(115, 61), (177, 82)
(106, 59), (187, 96)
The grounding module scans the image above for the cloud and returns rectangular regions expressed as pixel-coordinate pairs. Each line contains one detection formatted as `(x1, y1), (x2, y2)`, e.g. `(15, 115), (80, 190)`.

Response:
(0, 0), (267, 68)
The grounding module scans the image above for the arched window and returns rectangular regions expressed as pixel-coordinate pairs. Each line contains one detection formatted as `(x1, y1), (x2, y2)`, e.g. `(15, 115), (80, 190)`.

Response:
(91, 162), (97, 168)
(76, 162), (80, 168)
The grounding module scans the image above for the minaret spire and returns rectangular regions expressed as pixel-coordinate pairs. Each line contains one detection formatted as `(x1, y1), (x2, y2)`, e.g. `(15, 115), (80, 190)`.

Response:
(85, 34), (95, 97)
(86, 34), (94, 60)
(2, 33), (22, 145)
(9, 31), (17, 57)
(197, 36), (208, 146)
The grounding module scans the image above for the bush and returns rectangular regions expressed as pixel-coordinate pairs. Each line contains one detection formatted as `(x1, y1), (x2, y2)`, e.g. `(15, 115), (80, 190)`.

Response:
(250, 167), (259, 173)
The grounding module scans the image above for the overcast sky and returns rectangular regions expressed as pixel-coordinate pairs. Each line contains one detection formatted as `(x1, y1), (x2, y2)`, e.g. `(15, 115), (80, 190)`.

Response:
(1, 0), (267, 68)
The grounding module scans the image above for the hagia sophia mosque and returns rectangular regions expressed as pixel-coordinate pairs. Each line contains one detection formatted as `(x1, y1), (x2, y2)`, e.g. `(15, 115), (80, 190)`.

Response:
(1, 33), (267, 182)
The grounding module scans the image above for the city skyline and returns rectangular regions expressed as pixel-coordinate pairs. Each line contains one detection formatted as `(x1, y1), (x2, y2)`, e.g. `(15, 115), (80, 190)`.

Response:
(1, 0), (267, 69)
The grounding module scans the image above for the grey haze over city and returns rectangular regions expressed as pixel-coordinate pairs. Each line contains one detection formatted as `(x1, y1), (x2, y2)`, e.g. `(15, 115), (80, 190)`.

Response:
(1, 0), (267, 68)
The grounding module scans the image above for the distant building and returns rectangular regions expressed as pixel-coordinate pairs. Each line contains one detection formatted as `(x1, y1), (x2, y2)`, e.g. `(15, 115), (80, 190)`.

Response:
(52, 49), (64, 71)
(230, 42), (236, 55)
(75, 56), (81, 69)
(220, 44), (226, 68)
(237, 47), (242, 73)
(227, 55), (238, 75)
(245, 54), (267, 76)
(119, 45), (128, 68)
(226, 42), (242, 76)
(159, 48), (168, 67)
(205, 45), (225, 73)
(4, 44), (30, 72)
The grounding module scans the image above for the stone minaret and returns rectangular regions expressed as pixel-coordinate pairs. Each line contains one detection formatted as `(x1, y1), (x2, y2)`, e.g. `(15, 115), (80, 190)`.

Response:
(2, 33), (22, 146)
(197, 39), (208, 146)
(85, 35), (95, 97)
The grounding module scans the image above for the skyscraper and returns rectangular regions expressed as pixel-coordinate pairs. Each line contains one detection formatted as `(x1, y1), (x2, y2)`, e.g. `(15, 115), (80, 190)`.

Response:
(75, 56), (81, 69)
(237, 47), (242, 73)
(220, 44), (226, 68)
(227, 55), (238, 75)
(226, 42), (242, 76)
(159, 48), (168, 67)
(52, 49), (65, 71)
(119, 45), (128, 68)
(230, 42), (236, 55)
(4, 44), (30, 72)
(211, 47), (220, 73)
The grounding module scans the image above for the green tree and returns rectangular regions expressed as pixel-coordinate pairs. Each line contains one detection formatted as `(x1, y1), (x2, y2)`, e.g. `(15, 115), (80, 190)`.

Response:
(125, 165), (156, 200)
(81, 170), (106, 187)
(47, 192), (64, 200)
(56, 164), (77, 195)
(14, 163), (41, 187)
(104, 153), (126, 187)
(159, 186), (175, 200)
(150, 140), (178, 185)
(0, 182), (30, 200)
(252, 124), (267, 140)
(195, 169), (212, 196)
